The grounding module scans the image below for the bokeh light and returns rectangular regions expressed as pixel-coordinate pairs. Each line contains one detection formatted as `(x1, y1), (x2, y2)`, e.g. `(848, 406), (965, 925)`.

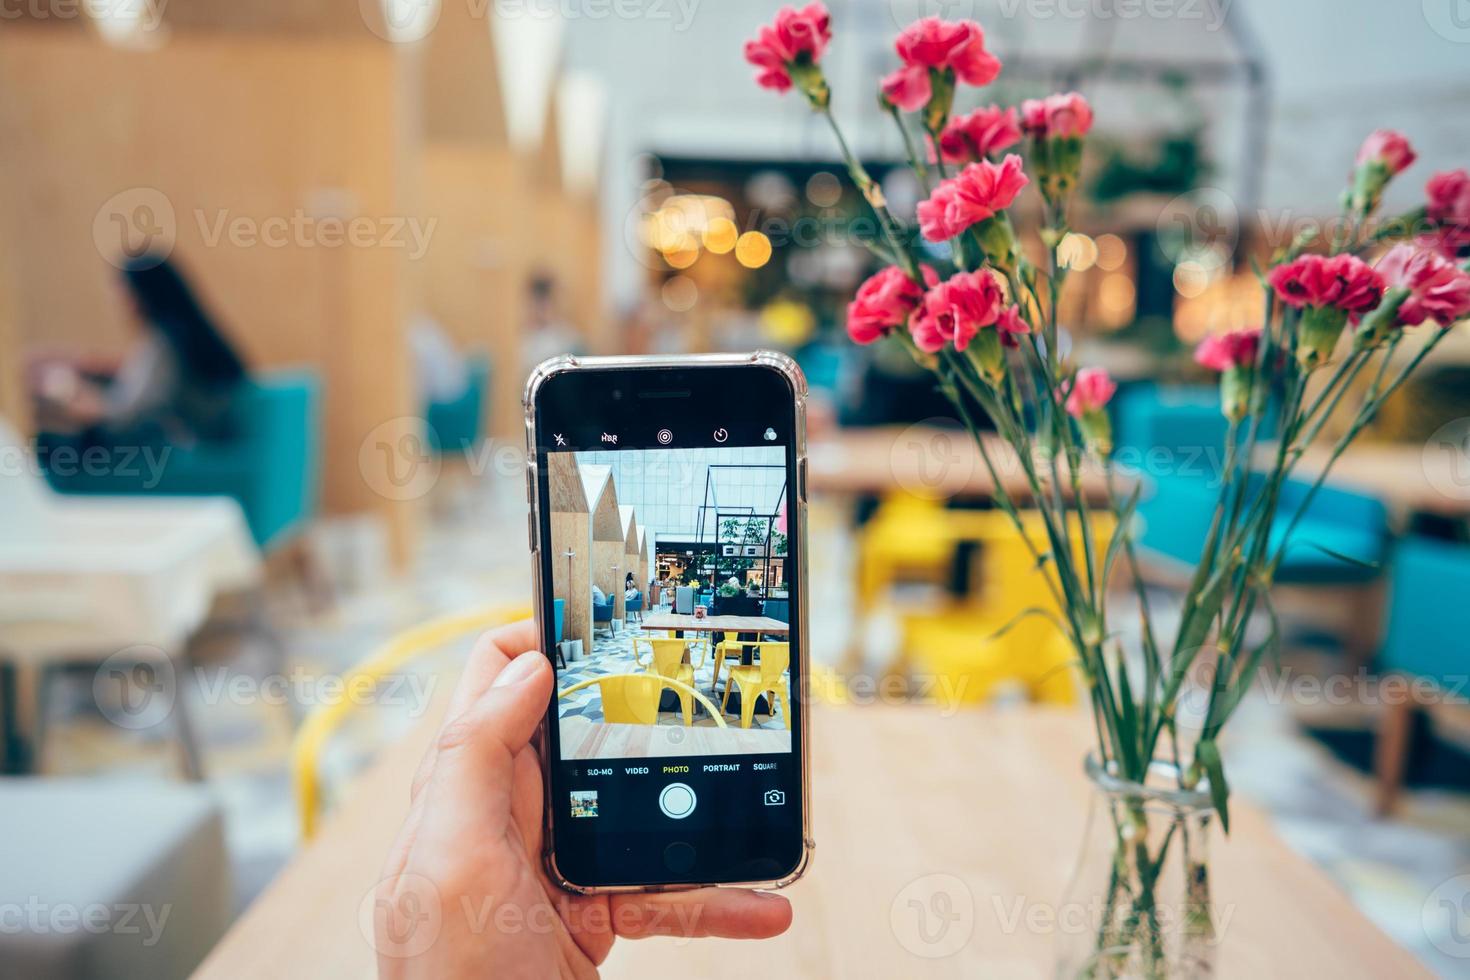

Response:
(735, 230), (773, 269)
(703, 217), (738, 254)
(661, 275), (698, 312)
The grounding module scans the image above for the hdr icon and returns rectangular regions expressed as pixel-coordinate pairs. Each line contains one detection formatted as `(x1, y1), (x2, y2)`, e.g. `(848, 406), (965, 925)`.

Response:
(601, 433), (618, 444)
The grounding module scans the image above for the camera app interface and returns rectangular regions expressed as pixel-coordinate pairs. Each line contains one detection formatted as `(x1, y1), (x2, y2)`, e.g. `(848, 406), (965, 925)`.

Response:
(540, 421), (802, 880)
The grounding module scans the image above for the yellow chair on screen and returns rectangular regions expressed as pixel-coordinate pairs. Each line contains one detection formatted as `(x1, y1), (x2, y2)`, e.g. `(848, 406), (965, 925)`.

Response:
(558, 673), (725, 727)
(635, 637), (708, 724)
(721, 642), (792, 729)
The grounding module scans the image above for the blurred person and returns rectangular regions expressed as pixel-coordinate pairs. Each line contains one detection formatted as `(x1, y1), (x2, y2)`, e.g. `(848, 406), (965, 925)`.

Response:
(521, 272), (581, 372)
(34, 254), (248, 448)
(374, 620), (791, 976)
(624, 571), (639, 603)
(408, 311), (470, 405)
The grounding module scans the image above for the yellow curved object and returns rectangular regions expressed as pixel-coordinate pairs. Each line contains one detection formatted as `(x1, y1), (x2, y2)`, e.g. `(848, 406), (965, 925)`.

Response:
(558, 673), (727, 728)
(721, 642), (792, 729)
(292, 602), (531, 840)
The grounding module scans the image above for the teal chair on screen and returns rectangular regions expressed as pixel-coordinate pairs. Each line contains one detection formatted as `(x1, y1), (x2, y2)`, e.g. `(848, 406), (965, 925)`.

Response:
(425, 355), (489, 456)
(44, 371), (321, 551)
(1373, 536), (1470, 814)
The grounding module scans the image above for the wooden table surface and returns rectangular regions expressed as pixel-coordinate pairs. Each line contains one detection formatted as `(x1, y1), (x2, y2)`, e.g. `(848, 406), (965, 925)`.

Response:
(559, 715), (792, 759)
(808, 426), (1115, 503)
(1262, 441), (1470, 518)
(640, 614), (789, 634)
(195, 702), (1427, 979)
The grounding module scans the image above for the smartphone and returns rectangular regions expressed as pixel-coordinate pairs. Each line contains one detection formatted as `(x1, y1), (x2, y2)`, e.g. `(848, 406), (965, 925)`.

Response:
(524, 352), (812, 892)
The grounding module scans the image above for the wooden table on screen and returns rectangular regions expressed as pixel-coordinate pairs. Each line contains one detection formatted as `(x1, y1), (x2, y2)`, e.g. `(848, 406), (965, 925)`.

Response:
(807, 425), (1116, 503)
(640, 613), (789, 635)
(194, 700), (1426, 979)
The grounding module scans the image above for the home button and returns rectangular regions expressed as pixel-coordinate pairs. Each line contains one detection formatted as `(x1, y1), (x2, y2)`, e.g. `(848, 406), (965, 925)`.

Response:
(663, 842), (696, 873)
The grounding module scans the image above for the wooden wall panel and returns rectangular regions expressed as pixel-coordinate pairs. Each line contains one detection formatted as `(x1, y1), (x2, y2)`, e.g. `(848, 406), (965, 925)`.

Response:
(547, 452), (591, 648)
(417, 145), (528, 440)
(0, 28), (420, 559)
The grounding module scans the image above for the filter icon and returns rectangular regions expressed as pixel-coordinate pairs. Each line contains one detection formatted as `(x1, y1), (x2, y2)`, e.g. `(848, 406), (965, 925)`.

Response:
(764, 428), (777, 441)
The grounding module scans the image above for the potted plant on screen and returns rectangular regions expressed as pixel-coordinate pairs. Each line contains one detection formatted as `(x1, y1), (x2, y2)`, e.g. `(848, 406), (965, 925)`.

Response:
(744, 5), (1470, 976)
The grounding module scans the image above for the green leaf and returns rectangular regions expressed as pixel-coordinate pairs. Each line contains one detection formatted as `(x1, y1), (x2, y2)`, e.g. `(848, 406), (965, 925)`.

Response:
(1300, 541), (1381, 570)
(1100, 483), (1142, 591)
(1166, 563), (1230, 703)
(985, 606), (1067, 642)
(1196, 739), (1231, 835)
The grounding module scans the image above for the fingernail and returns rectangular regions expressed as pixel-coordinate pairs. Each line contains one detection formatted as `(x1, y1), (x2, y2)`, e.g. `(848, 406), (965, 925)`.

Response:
(491, 653), (542, 689)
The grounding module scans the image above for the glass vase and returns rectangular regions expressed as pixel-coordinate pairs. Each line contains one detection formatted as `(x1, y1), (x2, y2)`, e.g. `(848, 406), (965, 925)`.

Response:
(1055, 755), (1220, 979)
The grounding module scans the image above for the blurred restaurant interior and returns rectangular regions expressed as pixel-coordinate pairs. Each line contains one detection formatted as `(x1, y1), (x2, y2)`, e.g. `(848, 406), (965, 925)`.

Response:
(1, 0), (1469, 977)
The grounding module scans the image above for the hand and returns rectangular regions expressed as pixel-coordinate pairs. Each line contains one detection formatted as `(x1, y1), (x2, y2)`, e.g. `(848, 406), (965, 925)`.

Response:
(374, 620), (793, 978)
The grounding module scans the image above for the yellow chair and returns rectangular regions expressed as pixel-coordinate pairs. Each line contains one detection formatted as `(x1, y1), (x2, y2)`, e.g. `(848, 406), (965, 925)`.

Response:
(558, 673), (725, 727)
(721, 642), (792, 730)
(895, 510), (1115, 709)
(710, 636), (764, 695)
(634, 637), (707, 725)
(903, 612), (1077, 707)
(291, 602), (530, 840)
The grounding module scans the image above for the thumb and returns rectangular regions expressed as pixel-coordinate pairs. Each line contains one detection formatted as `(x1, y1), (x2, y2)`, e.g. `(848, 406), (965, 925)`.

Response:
(419, 651), (553, 842)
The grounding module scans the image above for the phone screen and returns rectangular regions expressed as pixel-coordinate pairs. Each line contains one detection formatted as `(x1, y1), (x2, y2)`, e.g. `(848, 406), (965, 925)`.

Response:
(530, 360), (806, 889)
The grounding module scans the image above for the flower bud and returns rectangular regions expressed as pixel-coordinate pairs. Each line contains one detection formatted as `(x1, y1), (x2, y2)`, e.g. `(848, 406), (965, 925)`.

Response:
(1297, 305), (1349, 369)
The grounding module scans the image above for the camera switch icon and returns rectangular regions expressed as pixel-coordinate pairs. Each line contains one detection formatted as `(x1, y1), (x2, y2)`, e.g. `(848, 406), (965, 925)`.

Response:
(763, 789), (785, 806)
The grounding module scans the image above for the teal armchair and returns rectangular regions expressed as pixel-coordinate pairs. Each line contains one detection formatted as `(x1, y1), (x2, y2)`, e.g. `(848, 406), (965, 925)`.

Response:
(44, 371), (321, 551)
(425, 355), (489, 456)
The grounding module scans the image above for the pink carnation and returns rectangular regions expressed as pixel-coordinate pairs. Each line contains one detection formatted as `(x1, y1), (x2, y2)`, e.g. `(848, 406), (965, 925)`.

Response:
(1020, 92), (1094, 140)
(936, 105), (1021, 164)
(1375, 244), (1470, 329)
(880, 17), (1001, 111)
(846, 265), (938, 344)
(916, 155), (1029, 242)
(743, 3), (832, 92)
(995, 304), (1030, 347)
(1194, 328), (1262, 373)
(909, 269), (1006, 353)
(1268, 254), (1385, 318)
(1426, 168), (1470, 251)
(1064, 367), (1116, 418)
(1356, 130), (1417, 176)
